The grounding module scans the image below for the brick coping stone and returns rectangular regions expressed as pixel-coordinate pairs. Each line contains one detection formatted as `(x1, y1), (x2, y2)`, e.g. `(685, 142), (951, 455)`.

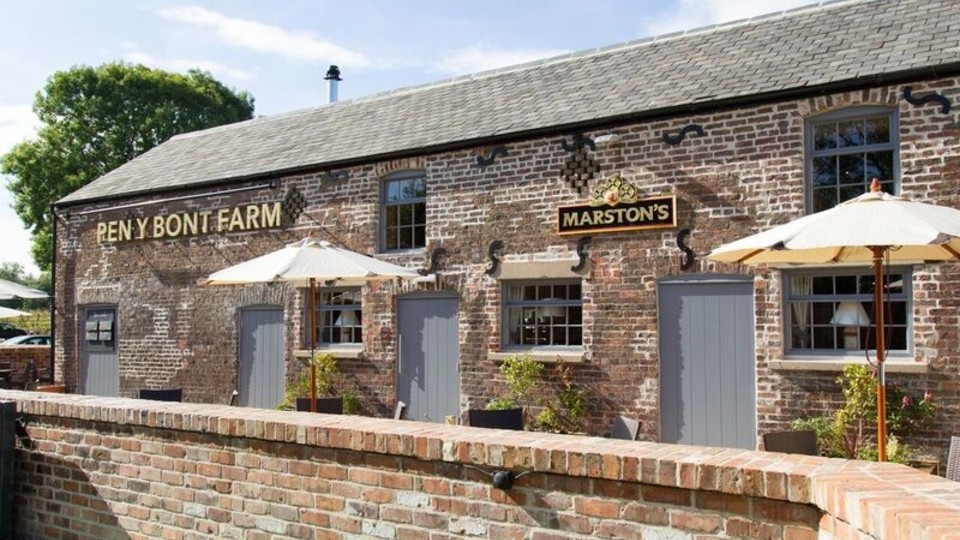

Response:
(4, 390), (960, 539)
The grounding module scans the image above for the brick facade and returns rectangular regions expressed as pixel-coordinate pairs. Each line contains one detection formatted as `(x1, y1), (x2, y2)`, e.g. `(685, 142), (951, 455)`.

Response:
(9, 391), (960, 539)
(54, 75), (960, 454)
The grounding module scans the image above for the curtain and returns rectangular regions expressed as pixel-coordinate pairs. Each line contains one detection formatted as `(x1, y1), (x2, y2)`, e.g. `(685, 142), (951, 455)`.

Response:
(790, 276), (813, 348)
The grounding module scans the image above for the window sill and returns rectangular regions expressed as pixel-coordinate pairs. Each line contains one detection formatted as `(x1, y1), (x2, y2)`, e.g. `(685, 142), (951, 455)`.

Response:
(769, 357), (927, 373)
(294, 348), (363, 360)
(489, 350), (585, 364)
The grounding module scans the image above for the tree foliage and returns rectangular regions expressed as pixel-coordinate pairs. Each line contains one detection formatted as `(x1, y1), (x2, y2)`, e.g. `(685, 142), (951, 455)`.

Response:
(1, 63), (255, 271)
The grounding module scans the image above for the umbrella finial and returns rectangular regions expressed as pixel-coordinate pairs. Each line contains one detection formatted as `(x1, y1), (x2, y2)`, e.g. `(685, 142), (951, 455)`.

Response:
(869, 177), (882, 193)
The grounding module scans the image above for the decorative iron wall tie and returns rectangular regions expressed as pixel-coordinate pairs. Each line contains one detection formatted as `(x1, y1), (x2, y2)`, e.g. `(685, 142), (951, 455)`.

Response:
(677, 228), (695, 271)
(419, 248), (447, 275)
(485, 241), (504, 276)
(560, 133), (596, 153)
(322, 170), (350, 183)
(902, 86), (951, 114)
(476, 146), (508, 168)
(571, 237), (592, 272)
(662, 124), (705, 145)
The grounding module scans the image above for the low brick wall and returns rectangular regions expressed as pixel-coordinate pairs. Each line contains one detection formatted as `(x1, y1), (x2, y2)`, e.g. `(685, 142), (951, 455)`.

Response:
(4, 391), (959, 539)
(0, 346), (49, 382)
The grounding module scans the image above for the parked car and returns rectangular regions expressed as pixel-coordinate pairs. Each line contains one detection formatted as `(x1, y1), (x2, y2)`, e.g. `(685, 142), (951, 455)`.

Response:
(0, 334), (50, 346)
(0, 322), (27, 342)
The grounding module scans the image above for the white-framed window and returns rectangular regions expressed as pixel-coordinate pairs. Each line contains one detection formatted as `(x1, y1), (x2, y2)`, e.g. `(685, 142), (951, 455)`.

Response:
(807, 106), (898, 212)
(380, 171), (426, 252)
(304, 288), (362, 346)
(502, 281), (583, 348)
(783, 268), (910, 355)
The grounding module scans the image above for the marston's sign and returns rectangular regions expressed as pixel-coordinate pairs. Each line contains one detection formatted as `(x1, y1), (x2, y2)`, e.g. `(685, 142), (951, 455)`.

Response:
(96, 202), (282, 244)
(557, 174), (676, 236)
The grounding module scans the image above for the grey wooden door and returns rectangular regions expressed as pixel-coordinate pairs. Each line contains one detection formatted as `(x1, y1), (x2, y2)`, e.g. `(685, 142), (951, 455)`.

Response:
(80, 306), (119, 397)
(658, 276), (756, 449)
(397, 295), (460, 422)
(238, 307), (285, 409)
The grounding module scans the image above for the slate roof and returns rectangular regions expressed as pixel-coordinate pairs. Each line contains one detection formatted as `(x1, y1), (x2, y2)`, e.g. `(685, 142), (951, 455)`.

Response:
(60, 0), (960, 205)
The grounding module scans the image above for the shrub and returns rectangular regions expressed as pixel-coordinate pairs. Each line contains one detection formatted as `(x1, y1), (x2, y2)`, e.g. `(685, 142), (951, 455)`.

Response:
(486, 353), (586, 433)
(791, 364), (937, 463)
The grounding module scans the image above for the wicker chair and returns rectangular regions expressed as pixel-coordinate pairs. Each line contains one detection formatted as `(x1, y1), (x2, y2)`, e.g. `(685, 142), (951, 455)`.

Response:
(762, 430), (819, 456)
(947, 436), (960, 482)
(138, 388), (183, 402)
(295, 397), (344, 414)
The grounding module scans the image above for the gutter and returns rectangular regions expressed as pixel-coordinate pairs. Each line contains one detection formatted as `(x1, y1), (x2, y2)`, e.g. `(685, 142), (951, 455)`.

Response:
(53, 62), (960, 210)
(49, 203), (56, 385)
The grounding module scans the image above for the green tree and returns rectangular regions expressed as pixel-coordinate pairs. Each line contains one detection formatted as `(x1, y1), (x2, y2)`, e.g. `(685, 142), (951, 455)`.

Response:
(1, 63), (255, 271)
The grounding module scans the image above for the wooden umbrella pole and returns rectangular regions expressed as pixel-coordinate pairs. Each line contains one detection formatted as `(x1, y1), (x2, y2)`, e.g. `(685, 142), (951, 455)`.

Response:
(309, 277), (317, 413)
(872, 247), (887, 462)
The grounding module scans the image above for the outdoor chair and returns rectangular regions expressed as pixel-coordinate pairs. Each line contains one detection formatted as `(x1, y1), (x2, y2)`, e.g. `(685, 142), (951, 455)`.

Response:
(609, 415), (641, 440)
(762, 430), (819, 455)
(138, 388), (183, 402)
(947, 436), (960, 482)
(296, 397), (344, 414)
(467, 408), (524, 430)
(394, 401), (407, 420)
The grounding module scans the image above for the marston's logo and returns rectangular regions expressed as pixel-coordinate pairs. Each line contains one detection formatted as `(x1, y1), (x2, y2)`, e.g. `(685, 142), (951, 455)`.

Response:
(557, 174), (676, 236)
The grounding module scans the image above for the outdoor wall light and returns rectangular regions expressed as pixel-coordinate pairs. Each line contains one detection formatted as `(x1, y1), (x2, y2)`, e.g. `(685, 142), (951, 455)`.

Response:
(491, 470), (514, 490)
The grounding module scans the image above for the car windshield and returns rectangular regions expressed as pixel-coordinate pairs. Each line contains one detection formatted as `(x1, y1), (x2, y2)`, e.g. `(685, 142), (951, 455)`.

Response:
(1, 335), (48, 345)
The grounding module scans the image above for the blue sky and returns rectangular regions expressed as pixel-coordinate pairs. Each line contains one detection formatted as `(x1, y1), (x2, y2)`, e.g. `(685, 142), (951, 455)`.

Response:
(0, 0), (816, 275)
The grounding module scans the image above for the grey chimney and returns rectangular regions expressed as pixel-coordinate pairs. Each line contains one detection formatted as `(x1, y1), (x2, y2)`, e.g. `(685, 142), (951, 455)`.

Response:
(324, 65), (342, 104)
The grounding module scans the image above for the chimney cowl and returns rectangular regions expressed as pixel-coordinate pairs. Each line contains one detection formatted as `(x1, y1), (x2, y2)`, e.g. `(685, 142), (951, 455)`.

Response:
(324, 65), (342, 81)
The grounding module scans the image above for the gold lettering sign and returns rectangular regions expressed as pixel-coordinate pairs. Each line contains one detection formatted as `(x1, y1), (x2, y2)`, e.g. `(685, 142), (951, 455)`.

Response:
(557, 174), (677, 236)
(96, 202), (282, 244)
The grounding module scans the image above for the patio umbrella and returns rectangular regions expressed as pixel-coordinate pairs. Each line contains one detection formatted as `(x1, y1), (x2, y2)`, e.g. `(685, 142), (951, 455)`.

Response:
(0, 306), (30, 319)
(200, 237), (421, 411)
(0, 277), (48, 300)
(709, 179), (960, 461)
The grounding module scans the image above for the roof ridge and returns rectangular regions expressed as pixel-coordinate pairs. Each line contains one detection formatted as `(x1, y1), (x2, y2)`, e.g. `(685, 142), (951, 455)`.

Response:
(172, 0), (868, 142)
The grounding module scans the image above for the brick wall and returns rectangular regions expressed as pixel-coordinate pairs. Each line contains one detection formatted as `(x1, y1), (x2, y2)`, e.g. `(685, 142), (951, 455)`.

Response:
(9, 392), (960, 539)
(0, 346), (49, 382)
(54, 75), (960, 451)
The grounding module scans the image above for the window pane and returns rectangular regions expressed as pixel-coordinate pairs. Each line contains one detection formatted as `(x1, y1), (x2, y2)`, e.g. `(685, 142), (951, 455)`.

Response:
(387, 180), (400, 202)
(812, 327), (836, 349)
(569, 283), (581, 299)
(413, 202), (426, 226)
(813, 188), (837, 212)
(887, 328), (907, 350)
(398, 204), (413, 226)
(835, 275), (856, 295)
(812, 302), (834, 324)
(814, 122), (837, 150)
(839, 154), (864, 184)
(791, 325), (811, 349)
(812, 276), (833, 295)
(553, 284), (567, 299)
(523, 286), (537, 301)
(414, 225), (426, 248)
(569, 307), (582, 324)
(385, 227), (398, 251)
(413, 178), (426, 198)
(865, 151), (893, 182)
(568, 327), (582, 346)
(858, 275), (876, 294)
(538, 285), (551, 300)
(884, 274), (904, 294)
(399, 227), (413, 249)
(813, 156), (836, 187)
(838, 119), (864, 147)
(865, 116), (890, 144)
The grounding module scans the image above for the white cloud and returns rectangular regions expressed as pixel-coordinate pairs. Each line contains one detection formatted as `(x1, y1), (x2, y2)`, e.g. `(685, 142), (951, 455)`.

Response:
(0, 104), (38, 157)
(123, 51), (255, 82)
(434, 46), (571, 76)
(156, 6), (370, 67)
(0, 105), (40, 274)
(640, 0), (820, 36)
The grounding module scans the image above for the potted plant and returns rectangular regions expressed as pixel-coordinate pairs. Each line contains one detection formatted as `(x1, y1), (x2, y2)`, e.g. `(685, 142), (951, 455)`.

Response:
(483, 353), (586, 433)
(278, 352), (360, 414)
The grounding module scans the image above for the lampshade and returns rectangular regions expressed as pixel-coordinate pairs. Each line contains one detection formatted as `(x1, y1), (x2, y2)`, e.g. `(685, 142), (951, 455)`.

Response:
(830, 301), (870, 326)
(540, 302), (566, 319)
(333, 310), (359, 327)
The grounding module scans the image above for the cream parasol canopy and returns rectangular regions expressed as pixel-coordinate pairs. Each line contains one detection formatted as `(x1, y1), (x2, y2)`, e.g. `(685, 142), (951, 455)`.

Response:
(200, 237), (420, 412)
(709, 180), (960, 461)
(0, 306), (30, 319)
(0, 277), (48, 300)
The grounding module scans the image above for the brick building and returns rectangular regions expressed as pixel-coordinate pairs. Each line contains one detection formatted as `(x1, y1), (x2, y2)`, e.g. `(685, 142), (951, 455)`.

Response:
(53, 0), (960, 452)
